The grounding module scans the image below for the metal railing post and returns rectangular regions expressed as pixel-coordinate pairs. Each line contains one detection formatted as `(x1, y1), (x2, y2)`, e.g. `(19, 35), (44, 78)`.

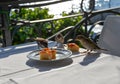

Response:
(0, 6), (12, 47)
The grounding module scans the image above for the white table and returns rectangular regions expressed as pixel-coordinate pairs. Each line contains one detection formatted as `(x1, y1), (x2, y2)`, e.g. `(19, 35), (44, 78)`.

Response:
(0, 41), (120, 84)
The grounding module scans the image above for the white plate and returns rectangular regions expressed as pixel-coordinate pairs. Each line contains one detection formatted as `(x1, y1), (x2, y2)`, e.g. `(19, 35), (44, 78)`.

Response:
(27, 48), (72, 62)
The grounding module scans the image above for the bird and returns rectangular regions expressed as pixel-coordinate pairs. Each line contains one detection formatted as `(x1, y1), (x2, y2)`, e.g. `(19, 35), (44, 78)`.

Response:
(55, 33), (64, 43)
(75, 35), (107, 53)
(55, 33), (65, 48)
(33, 37), (48, 48)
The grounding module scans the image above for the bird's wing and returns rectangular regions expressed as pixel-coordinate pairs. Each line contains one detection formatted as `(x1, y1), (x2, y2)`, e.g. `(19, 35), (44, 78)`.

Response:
(86, 38), (100, 49)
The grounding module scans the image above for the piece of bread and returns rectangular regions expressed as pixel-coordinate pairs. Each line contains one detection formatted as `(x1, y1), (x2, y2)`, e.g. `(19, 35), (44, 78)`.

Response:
(39, 48), (56, 60)
(67, 43), (79, 52)
(51, 49), (56, 59)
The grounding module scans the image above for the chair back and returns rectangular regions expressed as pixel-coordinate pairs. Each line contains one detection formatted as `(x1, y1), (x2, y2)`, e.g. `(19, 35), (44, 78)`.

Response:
(98, 15), (120, 56)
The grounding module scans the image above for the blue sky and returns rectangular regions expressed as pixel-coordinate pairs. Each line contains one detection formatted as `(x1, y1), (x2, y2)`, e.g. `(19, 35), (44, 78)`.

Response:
(41, 0), (120, 17)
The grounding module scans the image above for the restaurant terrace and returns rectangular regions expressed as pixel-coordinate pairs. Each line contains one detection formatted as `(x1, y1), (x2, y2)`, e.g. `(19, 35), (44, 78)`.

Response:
(0, 0), (120, 83)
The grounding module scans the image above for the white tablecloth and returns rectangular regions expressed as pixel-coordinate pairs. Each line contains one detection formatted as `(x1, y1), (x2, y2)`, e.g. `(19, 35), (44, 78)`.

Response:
(0, 42), (120, 84)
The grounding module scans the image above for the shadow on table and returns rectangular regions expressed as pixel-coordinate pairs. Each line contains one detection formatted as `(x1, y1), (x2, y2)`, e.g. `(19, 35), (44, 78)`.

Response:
(0, 41), (56, 59)
(0, 42), (37, 59)
(26, 58), (73, 72)
(80, 53), (100, 66)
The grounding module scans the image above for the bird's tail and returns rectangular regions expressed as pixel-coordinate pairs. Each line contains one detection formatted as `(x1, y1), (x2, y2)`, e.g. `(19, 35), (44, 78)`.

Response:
(100, 48), (108, 51)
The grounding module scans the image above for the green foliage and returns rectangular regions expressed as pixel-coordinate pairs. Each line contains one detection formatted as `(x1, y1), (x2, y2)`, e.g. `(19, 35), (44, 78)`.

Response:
(10, 7), (82, 45)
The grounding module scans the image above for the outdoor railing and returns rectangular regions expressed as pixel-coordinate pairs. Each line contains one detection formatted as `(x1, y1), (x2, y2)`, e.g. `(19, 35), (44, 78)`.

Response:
(10, 6), (120, 43)
(1, 0), (120, 47)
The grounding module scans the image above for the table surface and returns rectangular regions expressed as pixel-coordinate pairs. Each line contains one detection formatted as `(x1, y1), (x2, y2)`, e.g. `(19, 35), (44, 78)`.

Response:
(0, 41), (120, 84)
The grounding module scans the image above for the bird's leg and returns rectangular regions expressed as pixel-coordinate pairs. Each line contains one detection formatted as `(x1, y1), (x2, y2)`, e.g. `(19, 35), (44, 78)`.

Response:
(57, 42), (64, 48)
(86, 50), (93, 54)
(85, 49), (91, 54)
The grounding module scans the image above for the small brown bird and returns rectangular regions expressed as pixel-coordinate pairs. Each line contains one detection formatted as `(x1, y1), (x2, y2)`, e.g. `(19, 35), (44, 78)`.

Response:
(75, 35), (107, 53)
(55, 33), (64, 43)
(33, 37), (48, 48)
(55, 33), (64, 48)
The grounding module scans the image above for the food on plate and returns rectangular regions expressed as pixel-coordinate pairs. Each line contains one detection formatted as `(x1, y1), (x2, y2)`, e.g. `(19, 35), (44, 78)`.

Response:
(39, 48), (56, 60)
(51, 49), (56, 59)
(34, 37), (48, 48)
(67, 43), (80, 52)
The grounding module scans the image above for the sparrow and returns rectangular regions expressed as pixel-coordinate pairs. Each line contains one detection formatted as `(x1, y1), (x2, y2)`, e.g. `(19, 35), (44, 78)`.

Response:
(55, 33), (65, 48)
(75, 35), (107, 53)
(55, 33), (64, 44)
(33, 37), (48, 48)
